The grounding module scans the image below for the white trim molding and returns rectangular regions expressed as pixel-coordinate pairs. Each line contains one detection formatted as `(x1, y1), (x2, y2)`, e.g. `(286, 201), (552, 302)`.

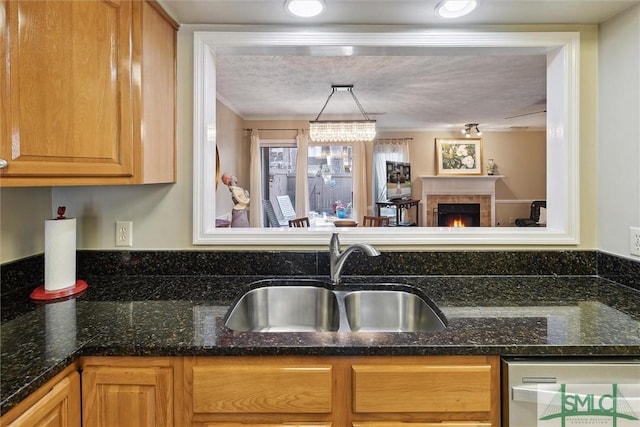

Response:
(193, 28), (580, 247)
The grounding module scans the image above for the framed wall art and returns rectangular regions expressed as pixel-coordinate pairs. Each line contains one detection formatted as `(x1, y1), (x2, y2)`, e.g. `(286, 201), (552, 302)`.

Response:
(435, 138), (483, 175)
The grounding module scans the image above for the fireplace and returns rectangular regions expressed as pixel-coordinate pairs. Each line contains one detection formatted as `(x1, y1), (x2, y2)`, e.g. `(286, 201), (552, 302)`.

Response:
(436, 203), (480, 227)
(420, 175), (501, 227)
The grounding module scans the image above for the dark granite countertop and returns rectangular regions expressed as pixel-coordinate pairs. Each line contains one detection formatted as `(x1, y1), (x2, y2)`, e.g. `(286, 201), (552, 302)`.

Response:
(2, 274), (639, 416)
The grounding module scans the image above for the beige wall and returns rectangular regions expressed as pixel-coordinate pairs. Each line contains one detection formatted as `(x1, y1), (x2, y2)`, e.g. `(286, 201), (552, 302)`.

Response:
(378, 130), (546, 227)
(1, 24), (600, 262)
(230, 126), (546, 226)
(215, 101), (248, 218)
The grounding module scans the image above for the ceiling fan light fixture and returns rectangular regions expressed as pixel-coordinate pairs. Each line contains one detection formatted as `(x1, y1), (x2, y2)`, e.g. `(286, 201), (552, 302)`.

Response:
(284, 0), (326, 18)
(435, 0), (478, 18)
(309, 85), (376, 142)
(462, 123), (481, 137)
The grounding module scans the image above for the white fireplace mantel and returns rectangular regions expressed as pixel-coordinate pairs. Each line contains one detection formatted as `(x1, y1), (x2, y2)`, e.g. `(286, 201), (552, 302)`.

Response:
(419, 175), (503, 226)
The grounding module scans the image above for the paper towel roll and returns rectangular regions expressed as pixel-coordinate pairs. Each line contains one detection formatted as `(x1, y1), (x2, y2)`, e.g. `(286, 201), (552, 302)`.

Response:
(45, 218), (77, 292)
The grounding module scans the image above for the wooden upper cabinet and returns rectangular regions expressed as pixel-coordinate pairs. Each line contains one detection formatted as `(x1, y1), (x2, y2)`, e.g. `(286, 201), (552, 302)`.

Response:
(0, 0), (177, 186)
(0, 0), (134, 183)
(131, 0), (177, 184)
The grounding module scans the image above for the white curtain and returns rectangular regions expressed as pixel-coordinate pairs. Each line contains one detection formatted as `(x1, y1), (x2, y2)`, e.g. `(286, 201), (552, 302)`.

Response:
(373, 138), (410, 203)
(295, 129), (309, 217)
(249, 129), (263, 227)
(352, 140), (367, 221)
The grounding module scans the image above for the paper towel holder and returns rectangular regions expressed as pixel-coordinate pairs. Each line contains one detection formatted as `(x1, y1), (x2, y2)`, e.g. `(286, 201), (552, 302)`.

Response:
(30, 279), (89, 301)
(30, 206), (89, 301)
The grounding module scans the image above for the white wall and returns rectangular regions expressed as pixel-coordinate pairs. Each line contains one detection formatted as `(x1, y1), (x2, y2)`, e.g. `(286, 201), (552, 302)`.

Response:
(51, 25), (598, 251)
(598, 4), (640, 258)
(0, 24), (603, 261)
(49, 29), (197, 251)
(0, 187), (51, 262)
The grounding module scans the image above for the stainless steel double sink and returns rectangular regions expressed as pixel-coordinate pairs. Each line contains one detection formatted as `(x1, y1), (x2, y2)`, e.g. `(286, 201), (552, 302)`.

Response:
(224, 280), (447, 333)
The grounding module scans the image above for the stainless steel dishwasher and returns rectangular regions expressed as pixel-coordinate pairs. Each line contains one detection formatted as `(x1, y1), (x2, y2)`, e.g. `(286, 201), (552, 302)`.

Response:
(502, 358), (640, 427)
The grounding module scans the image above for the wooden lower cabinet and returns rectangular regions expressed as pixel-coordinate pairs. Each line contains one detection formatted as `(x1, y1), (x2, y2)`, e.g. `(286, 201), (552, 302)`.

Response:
(352, 423), (491, 427)
(184, 356), (334, 426)
(81, 357), (178, 427)
(195, 424), (331, 427)
(2, 355), (498, 427)
(0, 366), (81, 427)
(183, 355), (499, 427)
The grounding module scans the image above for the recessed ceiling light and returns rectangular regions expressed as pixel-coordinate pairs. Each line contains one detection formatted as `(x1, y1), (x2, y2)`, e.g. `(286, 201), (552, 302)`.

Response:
(435, 0), (478, 19)
(284, 0), (326, 18)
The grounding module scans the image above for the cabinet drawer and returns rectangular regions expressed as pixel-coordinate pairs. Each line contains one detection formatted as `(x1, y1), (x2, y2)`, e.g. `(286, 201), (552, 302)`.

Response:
(198, 424), (331, 427)
(192, 364), (332, 414)
(352, 364), (492, 413)
(353, 423), (491, 427)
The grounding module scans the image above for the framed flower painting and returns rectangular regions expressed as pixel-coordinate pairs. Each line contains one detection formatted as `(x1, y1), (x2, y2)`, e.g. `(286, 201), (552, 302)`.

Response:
(435, 138), (483, 175)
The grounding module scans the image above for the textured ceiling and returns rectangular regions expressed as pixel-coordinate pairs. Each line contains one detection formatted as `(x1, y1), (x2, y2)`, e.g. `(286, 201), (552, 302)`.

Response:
(216, 52), (548, 131)
(161, 0), (639, 131)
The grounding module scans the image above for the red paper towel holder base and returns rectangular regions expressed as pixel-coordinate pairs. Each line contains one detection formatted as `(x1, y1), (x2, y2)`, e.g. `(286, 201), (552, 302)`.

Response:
(30, 280), (88, 301)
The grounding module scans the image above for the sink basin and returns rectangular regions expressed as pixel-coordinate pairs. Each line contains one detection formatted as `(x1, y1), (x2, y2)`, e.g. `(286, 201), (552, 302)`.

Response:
(224, 282), (447, 333)
(343, 290), (447, 332)
(224, 286), (340, 332)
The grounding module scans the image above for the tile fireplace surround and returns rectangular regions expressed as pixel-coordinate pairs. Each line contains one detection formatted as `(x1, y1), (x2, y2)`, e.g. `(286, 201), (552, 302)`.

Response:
(420, 175), (501, 227)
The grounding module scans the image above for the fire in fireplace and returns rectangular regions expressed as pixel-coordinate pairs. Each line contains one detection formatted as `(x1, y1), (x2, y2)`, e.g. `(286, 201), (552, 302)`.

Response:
(436, 203), (481, 227)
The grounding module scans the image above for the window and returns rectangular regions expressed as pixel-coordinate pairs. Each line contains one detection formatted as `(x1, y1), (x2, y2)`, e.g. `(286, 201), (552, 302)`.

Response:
(261, 143), (298, 226)
(372, 139), (410, 203)
(308, 145), (353, 219)
(193, 30), (579, 246)
(261, 143), (354, 226)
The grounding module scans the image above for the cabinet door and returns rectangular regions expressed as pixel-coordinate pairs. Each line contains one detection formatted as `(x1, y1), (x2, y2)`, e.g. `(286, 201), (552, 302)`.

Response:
(131, 0), (177, 184)
(82, 365), (173, 427)
(352, 423), (491, 427)
(1, 0), (133, 182)
(5, 371), (80, 427)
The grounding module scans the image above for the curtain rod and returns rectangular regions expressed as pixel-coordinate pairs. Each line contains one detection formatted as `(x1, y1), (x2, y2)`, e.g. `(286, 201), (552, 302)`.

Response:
(243, 130), (413, 140)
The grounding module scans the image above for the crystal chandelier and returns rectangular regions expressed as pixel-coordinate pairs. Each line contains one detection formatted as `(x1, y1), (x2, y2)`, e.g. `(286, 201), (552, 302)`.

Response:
(309, 85), (376, 142)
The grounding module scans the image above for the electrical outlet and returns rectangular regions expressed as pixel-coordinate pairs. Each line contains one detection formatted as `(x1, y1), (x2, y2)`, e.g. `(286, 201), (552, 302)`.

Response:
(116, 221), (133, 247)
(631, 226), (640, 257)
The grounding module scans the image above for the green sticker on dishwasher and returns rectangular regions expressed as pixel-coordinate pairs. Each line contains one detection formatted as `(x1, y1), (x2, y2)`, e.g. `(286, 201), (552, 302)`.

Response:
(537, 383), (640, 426)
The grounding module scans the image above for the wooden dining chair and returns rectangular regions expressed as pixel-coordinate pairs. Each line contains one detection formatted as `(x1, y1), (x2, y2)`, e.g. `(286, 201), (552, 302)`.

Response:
(362, 216), (390, 227)
(288, 217), (310, 228)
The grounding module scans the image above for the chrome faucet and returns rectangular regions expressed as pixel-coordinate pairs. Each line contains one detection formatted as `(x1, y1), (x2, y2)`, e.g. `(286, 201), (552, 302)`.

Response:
(329, 233), (380, 286)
